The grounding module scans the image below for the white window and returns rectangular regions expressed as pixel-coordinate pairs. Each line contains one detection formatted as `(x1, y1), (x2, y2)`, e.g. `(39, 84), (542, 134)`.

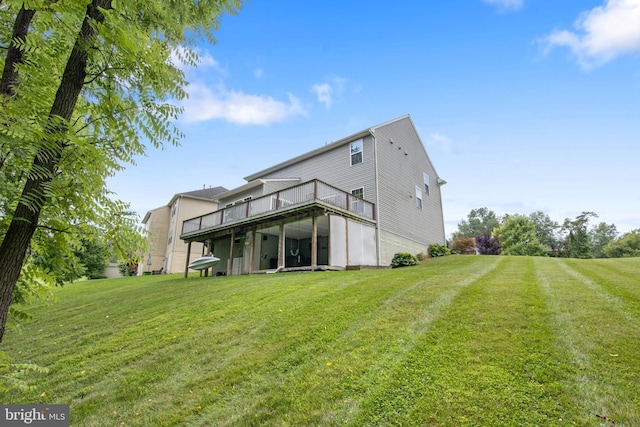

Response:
(171, 202), (177, 217)
(415, 186), (423, 209)
(351, 187), (364, 199)
(350, 139), (363, 165)
(423, 173), (430, 195)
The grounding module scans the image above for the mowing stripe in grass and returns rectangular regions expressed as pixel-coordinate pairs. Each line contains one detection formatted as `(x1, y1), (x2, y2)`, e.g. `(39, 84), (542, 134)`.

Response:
(562, 259), (640, 317)
(5, 257), (639, 426)
(184, 256), (505, 426)
(348, 256), (572, 426)
(557, 260), (640, 333)
(534, 257), (640, 426)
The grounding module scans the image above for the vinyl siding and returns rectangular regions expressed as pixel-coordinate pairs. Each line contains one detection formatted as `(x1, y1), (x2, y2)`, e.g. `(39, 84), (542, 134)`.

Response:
(373, 118), (445, 248)
(218, 187), (263, 206)
(262, 179), (301, 194)
(254, 135), (378, 204)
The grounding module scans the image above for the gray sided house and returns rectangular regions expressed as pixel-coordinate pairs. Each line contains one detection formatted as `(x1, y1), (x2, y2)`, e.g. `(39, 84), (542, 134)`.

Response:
(180, 115), (446, 275)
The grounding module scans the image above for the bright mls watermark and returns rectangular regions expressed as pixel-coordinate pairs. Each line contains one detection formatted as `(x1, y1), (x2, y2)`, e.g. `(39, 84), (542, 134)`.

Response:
(1, 405), (69, 426)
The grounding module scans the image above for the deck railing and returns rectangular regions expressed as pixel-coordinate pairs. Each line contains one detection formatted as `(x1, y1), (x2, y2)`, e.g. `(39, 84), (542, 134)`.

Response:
(182, 179), (375, 235)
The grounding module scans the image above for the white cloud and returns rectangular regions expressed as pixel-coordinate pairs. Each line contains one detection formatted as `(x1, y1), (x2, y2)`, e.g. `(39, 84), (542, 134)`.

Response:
(541, 0), (640, 68)
(482, 0), (524, 12)
(311, 83), (333, 108)
(429, 133), (453, 153)
(311, 76), (347, 109)
(182, 83), (306, 125)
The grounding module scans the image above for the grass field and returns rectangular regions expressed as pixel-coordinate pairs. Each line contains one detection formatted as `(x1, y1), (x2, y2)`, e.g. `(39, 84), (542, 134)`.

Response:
(3, 256), (640, 426)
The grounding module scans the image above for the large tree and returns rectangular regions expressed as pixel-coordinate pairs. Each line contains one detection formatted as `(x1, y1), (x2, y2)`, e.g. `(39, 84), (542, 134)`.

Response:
(453, 207), (501, 240)
(493, 215), (546, 256)
(589, 221), (618, 258)
(560, 212), (597, 259)
(527, 211), (561, 256)
(603, 229), (640, 258)
(0, 0), (241, 342)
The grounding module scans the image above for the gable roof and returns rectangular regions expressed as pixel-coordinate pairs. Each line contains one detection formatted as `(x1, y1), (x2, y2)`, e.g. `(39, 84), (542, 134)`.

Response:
(243, 115), (411, 182)
(143, 186), (228, 224)
(167, 186), (228, 206)
(177, 186), (228, 200)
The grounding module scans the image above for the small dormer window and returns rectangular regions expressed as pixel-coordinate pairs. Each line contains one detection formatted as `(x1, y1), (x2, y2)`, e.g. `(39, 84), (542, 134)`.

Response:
(350, 139), (363, 166)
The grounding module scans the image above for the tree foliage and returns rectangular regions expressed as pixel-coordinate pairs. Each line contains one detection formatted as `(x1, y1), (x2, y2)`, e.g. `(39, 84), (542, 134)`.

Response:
(560, 212), (597, 259)
(75, 236), (109, 279)
(603, 229), (640, 258)
(527, 211), (561, 256)
(452, 207), (501, 240)
(493, 215), (546, 256)
(0, 0), (242, 342)
(589, 222), (618, 258)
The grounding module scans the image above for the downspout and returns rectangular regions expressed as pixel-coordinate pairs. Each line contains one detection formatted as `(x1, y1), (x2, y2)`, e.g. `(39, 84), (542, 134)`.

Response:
(372, 130), (382, 266)
(437, 178), (448, 244)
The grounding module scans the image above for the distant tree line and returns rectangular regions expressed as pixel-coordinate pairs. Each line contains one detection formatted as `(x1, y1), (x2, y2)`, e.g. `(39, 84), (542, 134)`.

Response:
(451, 207), (640, 258)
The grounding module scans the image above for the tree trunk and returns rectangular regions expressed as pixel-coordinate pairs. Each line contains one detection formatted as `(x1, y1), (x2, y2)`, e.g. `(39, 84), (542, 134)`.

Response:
(0, 5), (36, 97)
(0, 0), (112, 343)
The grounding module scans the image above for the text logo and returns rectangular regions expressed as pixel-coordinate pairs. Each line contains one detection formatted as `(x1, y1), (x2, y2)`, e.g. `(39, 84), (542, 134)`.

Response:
(1, 405), (69, 426)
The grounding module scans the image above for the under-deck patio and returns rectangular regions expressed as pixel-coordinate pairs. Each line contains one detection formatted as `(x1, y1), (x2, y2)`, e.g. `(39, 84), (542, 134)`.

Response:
(180, 179), (377, 276)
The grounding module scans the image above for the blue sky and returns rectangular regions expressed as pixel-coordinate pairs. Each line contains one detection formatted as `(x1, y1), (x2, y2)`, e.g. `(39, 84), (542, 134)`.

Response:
(109, 0), (640, 238)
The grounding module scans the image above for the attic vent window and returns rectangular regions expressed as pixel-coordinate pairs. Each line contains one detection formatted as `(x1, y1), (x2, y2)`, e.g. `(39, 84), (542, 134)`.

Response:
(350, 139), (363, 166)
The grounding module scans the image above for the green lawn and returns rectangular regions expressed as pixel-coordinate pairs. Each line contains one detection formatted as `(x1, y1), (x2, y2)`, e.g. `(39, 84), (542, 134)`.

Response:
(3, 256), (640, 426)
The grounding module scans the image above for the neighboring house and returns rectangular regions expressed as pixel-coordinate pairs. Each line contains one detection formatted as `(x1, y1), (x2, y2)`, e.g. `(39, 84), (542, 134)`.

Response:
(141, 186), (228, 275)
(180, 115), (446, 275)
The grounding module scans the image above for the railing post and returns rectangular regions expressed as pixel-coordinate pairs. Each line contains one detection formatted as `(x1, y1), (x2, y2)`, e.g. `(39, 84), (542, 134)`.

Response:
(198, 217), (202, 231)
(314, 180), (318, 200)
(246, 201), (250, 218)
(276, 191), (280, 209)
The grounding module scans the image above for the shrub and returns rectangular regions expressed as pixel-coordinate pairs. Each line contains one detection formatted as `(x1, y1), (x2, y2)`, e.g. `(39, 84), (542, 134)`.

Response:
(118, 262), (138, 276)
(416, 252), (429, 262)
(428, 243), (451, 257)
(391, 252), (418, 268)
(452, 237), (476, 254)
(475, 233), (502, 255)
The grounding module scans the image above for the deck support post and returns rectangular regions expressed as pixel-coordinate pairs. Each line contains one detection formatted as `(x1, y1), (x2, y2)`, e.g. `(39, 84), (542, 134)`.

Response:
(249, 228), (256, 274)
(278, 224), (284, 270)
(228, 231), (235, 276)
(311, 215), (318, 271)
(184, 241), (192, 278)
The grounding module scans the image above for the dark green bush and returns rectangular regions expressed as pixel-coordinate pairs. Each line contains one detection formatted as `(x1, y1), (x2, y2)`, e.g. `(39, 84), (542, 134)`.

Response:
(428, 243), (451, 257)
(391, 252), (418, 268)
